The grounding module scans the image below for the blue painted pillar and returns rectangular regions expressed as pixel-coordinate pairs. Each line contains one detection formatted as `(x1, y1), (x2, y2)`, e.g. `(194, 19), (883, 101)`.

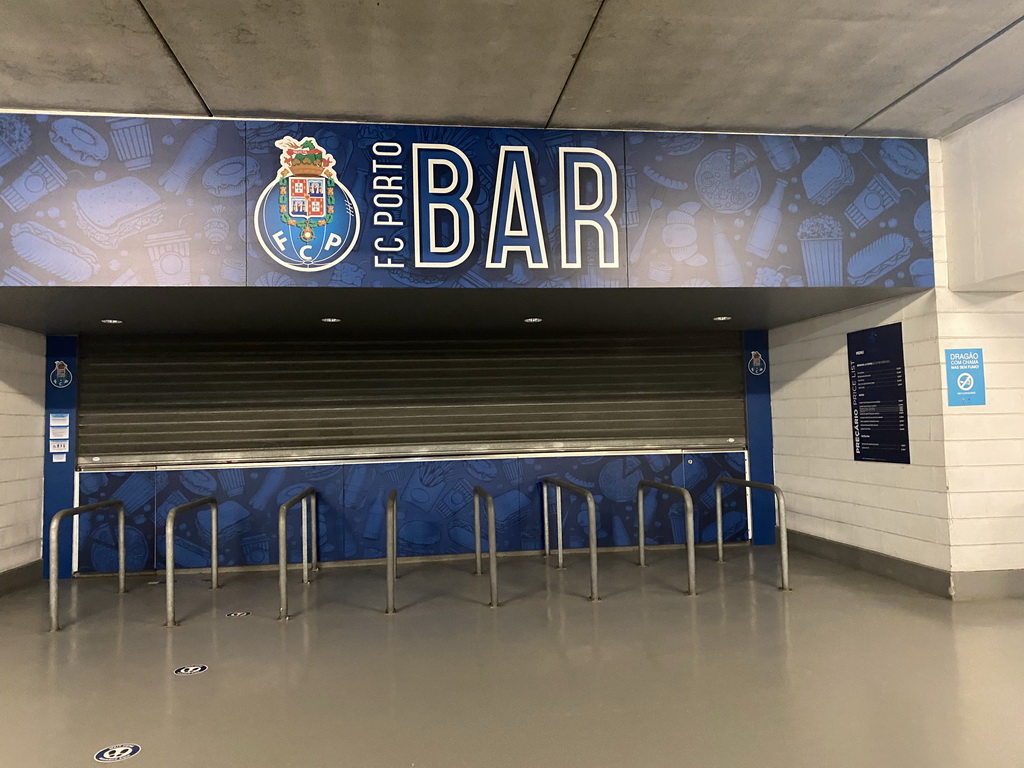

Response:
(43, 336), (78, 579)
(742, 330), (776, 545)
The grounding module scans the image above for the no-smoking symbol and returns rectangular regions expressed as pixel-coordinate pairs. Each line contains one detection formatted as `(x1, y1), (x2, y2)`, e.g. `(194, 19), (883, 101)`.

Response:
(957, 373), (974, 391)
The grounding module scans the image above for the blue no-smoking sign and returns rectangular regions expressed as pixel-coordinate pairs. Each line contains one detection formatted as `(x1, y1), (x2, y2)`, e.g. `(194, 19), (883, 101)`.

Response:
(945, 348), (986, 406)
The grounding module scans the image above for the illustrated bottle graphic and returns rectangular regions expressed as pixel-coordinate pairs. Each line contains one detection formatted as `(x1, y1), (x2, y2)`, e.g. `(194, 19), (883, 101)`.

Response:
(758, 135), (800, 172)
(746, 179), (788, 259)
(159, 123), (219, 195)
(713, 219), (744, 287)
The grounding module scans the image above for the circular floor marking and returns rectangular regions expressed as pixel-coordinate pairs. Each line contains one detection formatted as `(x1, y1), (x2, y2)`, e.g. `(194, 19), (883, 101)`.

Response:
(173, 665), (208, 676)
(94, 744), (141, 762)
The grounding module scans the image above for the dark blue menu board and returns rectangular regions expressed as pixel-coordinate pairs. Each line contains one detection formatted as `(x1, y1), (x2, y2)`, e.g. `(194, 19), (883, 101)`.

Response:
(847, 323), (910, 464)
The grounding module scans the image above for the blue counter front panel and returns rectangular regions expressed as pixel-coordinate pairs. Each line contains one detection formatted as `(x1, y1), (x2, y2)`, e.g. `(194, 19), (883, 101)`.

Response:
(76, 452), (748, 574)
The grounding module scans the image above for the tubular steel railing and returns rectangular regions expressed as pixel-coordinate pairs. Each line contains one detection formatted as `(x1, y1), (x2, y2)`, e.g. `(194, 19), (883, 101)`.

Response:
(542, 478), (599, 601)
(715, 477), (790, 591)
(636, 480), (696, 596)
(165, 496), (219, 627)
(278, 487), (319, 620)
(472, 486), (499, 608)
(49, 500), (126, 632)
(385, 489), (398, 614)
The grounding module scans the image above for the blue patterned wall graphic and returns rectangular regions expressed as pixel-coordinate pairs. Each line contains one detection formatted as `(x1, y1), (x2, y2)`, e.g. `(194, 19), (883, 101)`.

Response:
(76, 452), (747, 574)
(0, 115), (246, 287)
(0, 112), (932, 290)
(626, 134), (933, 289)
(78, 471), (157, 573)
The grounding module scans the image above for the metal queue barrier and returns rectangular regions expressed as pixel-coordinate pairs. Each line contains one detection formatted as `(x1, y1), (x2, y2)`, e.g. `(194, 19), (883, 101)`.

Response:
(278, 487), (319, 620)
(472, 486), (499, 608)
(715, 477), (791, 591)
(636, 480), (697, 596)
(49, 500), (127, 632)
(165, 496), (219, 627)
(385, 489), (398, 614)
(542, 478), (599, 601)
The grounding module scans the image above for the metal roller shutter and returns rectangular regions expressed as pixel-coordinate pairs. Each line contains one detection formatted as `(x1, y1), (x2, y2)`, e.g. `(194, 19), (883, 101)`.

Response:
(77, 333), (747, 468)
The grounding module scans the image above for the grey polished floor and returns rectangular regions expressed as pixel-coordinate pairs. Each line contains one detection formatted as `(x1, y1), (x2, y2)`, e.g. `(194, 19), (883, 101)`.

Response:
(2, 548), (1023, 767)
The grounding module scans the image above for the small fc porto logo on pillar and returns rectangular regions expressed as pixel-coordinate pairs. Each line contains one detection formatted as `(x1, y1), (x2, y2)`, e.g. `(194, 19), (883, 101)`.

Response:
(50, 360), (73, 388)
(254, 136), (360, 271)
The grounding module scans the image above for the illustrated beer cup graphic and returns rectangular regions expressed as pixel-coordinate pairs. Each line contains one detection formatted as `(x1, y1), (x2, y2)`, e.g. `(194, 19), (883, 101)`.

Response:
(105, 117), (154, 170)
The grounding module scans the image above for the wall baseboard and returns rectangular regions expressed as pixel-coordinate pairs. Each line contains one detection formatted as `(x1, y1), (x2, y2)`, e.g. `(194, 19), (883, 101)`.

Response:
(0, 560), (40, 598)
(787, 530), (953, 599)
(950, 569), (1024, 601)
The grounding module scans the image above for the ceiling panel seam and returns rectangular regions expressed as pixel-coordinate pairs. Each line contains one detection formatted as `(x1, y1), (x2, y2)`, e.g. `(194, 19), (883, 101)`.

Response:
(544, 0), (608, 129)
(851, 12), (1024, 136)
(135, 0), (213, 117)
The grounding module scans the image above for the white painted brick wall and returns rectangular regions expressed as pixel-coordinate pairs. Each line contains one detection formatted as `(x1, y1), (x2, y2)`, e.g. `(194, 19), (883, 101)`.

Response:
(769, 121), (1024, 578)
(0, 324), (44, 574)
(770, 292), (951, 572)
(934, 108), (1024, 574)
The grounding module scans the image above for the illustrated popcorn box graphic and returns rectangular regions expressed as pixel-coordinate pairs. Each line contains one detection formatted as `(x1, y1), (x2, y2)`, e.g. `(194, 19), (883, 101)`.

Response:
(0, 115), (31, 169)
(797, 215), (844, 287)
(145, 230), (192, 286)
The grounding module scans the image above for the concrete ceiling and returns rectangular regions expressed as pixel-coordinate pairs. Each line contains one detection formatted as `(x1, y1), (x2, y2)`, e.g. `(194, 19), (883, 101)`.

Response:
(0, 0), (1022, 137)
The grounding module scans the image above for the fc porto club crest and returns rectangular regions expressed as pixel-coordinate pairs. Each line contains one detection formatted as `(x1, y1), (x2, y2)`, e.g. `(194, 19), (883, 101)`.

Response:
(49, 360), (73, 388)
(254, 136), (360, 271)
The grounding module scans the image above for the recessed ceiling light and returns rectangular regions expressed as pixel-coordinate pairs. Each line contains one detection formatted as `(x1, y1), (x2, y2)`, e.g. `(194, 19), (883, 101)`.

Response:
(100, 319), (123, 325)
(321, 317), (342, 323)
(524, 317), (543, 324)
(712, 316), (732, 322)
(92, 457), (101, 462)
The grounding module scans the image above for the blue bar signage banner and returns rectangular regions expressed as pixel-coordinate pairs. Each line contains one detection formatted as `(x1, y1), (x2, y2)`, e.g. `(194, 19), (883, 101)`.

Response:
(0, 114), (933, 290)
(847, 323), (910, 464)
(945, 348), (986, 406)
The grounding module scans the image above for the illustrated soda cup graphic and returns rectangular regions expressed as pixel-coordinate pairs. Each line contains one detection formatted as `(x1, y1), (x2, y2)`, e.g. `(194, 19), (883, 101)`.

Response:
(712, 219), (744, 287)
(145, 230), (192, 286)
(758, 135), (800, 172)
(105, 117), (153, 170)
(798, 214), (844, 286)
(747, 179), (787, 259)
(845, 174), (901, 229)
(241, 534), (270, 565)
(1, 155), (68, 212)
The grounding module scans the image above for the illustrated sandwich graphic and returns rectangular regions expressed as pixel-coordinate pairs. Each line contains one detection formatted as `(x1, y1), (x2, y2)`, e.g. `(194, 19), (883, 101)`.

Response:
(73, 177), (166, 249)
(847, 234), (914, 287)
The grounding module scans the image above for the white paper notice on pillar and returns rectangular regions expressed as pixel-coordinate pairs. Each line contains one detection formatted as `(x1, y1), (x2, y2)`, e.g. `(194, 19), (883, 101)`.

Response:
(49, 439), (69, 453)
